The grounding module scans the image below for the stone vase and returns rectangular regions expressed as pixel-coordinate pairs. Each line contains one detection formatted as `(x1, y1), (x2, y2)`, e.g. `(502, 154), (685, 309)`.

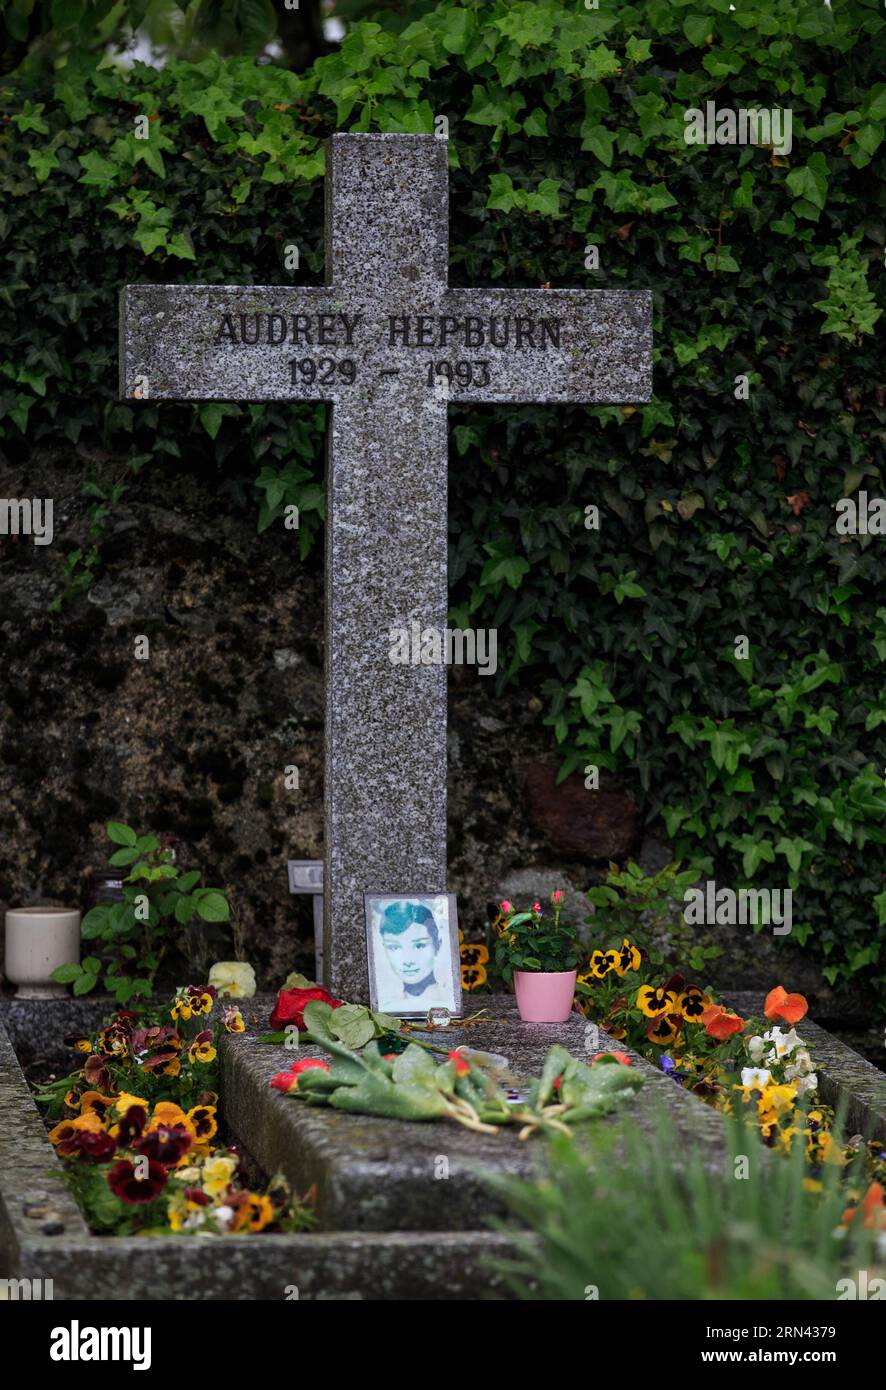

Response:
(513, 968), (577, 1023)
(4, 907), (81, 999)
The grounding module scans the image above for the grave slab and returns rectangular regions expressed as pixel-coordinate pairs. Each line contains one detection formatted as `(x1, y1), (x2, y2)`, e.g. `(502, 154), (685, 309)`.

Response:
(220, 995), (729, 1234)
(0, 1015), (524, 1300)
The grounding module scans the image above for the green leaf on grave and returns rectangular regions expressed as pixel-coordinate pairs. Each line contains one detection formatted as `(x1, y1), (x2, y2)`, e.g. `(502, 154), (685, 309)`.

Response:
(391, 1043), (441, 1088)
(537, 1044), (575, 1107)
(328, 1003), (378, 1050)
(301, 1000), (338, 1043)
(282, 971), (316, 990)
(328, 1071), (449, 1122)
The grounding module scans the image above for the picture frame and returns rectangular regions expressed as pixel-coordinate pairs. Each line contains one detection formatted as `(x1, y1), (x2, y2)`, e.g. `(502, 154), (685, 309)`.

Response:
(364, 893), (462, 1019)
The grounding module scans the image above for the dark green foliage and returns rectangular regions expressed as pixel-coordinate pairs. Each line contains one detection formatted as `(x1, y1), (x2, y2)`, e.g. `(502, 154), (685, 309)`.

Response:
(2, 0), (885, 1001)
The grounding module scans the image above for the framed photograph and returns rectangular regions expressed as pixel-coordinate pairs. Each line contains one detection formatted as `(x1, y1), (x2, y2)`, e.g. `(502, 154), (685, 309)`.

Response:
(364, 893), (462, 1019)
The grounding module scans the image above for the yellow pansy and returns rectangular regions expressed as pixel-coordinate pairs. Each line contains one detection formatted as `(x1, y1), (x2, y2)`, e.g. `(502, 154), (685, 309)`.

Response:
(115, 1092), (148, 1114)
(203, 1156), (238, 1196)
(246, 1194), (274, 1232)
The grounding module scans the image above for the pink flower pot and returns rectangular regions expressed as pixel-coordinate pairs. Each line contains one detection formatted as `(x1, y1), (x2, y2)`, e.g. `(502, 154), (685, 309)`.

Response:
(514, 969), (577, 1023)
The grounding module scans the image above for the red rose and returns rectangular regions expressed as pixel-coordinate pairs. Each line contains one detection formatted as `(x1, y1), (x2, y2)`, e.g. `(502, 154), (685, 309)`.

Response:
(269, 985), (343, 1032)
(270, 1057), (329, 1093)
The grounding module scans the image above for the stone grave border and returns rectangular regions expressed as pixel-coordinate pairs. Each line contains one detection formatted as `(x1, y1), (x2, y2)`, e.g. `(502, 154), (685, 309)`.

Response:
(1, 992), (883, 1298)
(0, 1007), (521, 1300)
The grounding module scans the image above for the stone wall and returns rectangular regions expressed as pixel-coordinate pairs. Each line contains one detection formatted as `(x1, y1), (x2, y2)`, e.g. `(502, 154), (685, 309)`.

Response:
(0, 449), (876, 1048)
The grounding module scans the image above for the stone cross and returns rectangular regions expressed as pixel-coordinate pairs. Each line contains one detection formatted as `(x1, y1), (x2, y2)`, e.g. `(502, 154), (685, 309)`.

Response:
(119, 133), (652, 1002)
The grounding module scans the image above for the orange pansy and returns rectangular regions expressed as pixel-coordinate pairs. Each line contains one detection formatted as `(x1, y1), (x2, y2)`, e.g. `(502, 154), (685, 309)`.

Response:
(700, 1005), (745, 1040)
(764, 985), (808, 1025)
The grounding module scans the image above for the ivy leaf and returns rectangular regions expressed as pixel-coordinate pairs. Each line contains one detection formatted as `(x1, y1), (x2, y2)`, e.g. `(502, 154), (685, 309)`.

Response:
(786, 154), (829, 215)
(27, 147), (60, 183)
(584, 126), (614, 166)
(77, 150), (120, 191)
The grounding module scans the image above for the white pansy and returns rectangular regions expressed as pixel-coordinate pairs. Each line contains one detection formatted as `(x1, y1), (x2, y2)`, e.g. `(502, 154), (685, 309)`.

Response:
(208, 961), (257, 999)
(214, 1205), (236, 1230)
(763, 1025), (802, 1061)
(788, 1048), (814, 1077)
(747, 1035), (766, 1062)
(741, 1067), (772, 1089)
(794, 1073), (818, 1095)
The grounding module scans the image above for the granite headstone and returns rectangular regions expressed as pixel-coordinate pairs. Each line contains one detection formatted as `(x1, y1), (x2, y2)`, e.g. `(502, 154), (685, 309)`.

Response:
(119, 133), (652, 999)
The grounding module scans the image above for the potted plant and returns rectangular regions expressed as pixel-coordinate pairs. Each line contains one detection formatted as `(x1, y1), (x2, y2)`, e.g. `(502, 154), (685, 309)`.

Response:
(493, 891), (580, 1023)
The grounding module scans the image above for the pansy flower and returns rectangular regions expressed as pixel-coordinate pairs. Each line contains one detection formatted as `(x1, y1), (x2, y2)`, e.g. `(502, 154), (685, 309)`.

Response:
(636, 984), (677, 1018)
(83, 1055), (111, 1093)
(48, 1111), (104, 1155)
(461, 963), (487, 990)
(676, 986), (708, 1022)
(699, 1004), (745, 1040)
(589, 949), (619, 980)
(188, 1030), (217, 1065)
(186, 985), (217, 1015)
(77, 1130), (117, 1164)
(96, 1021), (130, 1058)
(134, 1123), (193, 1166)
(149, 1101), (187, 1127)
(764, 985), (808, 1026)
(614, 938), (641, 976)
(245, 1194), (275, 1232)
(460, 942), (489, 967)
(646, 1013), (682, 1046)
(110, 1104), (147, 1145)
(202, 1156), (238, 1197)
(185, 1105), (218, 1143)
(114, 1090), (148, 1111)
(78, 1090), (115, 1120)
(222, 1007), (246, 1034)
(107, 1158), (167, 1205)
(740, 1067), (772, 1090)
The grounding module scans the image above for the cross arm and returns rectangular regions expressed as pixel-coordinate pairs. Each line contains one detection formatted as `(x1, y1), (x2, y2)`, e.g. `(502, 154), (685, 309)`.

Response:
(119, 284), (354, 402)
(438, 287), (652, 404)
